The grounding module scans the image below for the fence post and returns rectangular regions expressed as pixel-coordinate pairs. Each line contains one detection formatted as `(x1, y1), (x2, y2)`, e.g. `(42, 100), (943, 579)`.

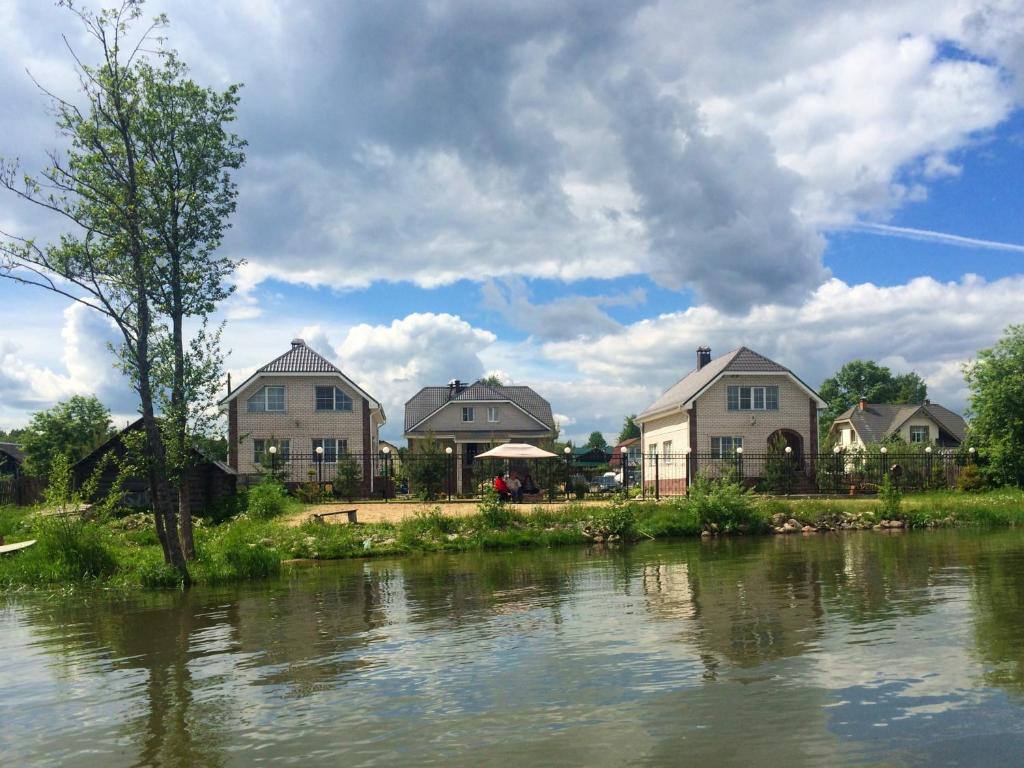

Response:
(833, 450), (840, 495)
(446, 448), (453, 501)
(655, 452), (661, 500)
(684, 451), (690, 497)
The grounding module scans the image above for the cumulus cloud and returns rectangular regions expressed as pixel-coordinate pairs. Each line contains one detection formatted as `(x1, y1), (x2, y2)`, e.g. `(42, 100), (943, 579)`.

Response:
(0, 304), (137, 426)
(3, 0), (1022, 308)
(542, 273), (1024, 420)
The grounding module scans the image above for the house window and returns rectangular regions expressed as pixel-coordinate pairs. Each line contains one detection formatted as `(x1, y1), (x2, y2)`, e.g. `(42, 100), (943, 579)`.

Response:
(909, 426), (930, 444)
(711, 436), (743, 458)
(313, 438), (348, 463)
(648, 443), (658, 457)
(462, 407), (475, 422)
(487, 406), (500, 423)
(727, 386), (779, 411)
(247, 386), (285, 412)
(253, 438), (290, 465)
(663, 440), (673, 465)
(843, 428), (852, 445)
(315, 386), (353, 412)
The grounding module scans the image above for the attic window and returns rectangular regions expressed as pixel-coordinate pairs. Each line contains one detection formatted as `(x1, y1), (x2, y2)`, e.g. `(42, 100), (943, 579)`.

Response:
(727, 385), (778, 411)
(248, 386), (285, 412)
(910, 426), (930, 443)
(316, 386), (353, 412)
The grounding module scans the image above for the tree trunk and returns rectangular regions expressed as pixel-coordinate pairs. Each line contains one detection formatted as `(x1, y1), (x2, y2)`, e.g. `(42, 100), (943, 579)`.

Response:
(178, 476), (195, 560)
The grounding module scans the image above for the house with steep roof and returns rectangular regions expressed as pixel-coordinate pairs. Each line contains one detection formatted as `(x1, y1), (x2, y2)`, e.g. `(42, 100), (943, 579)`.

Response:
(827, 399), (967, 449)
(637, 346), (826, 491)
(219, 339), (385, 485)
(404, 379), (556, 494)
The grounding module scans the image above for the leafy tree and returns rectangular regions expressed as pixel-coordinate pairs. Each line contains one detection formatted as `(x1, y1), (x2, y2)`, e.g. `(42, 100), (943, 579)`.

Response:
(964, 324), (1024, 486)
(819, 360), (927, 436)
(617, 414), (640, 443)
(0, 426), (29, 443)
(406, 437), (448, 500)
(333, 457), (363, 501)
(20, 396), (114, 476)
(479, 374), (503, 387)
(586, 431), (609, 451)
(0, 2), (243, 580)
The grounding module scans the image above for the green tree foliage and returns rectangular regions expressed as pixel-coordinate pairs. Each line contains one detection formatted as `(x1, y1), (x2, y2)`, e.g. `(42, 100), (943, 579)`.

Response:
(0, 427), (29, 443)
(20, 396), (114, 476)
(0, 2), (244, 580)
(479, 374), (503, 387)
(964, 324), (1024, 486)
(819, 360), (927, 435)
(586, 431), (609, 451)
(617, 414), (640, 443)
(406, 437), (448, 500)
(333, 457), (363, 501)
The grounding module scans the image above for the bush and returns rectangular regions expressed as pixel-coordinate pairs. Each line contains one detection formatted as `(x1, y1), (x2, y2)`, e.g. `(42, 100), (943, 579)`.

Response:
(198, 522), (281, 582)
(334, 457), (363, 501)
(878, 473), (903, 518)
(591, 497), (637, 539)
(247, 479), (289, 520)
(687, 475), (763, 532)
(957, 463), (987, 492)
(478, 487), (515, 528)
(138, 558), (184, 588)
(31, 515), (118, 581)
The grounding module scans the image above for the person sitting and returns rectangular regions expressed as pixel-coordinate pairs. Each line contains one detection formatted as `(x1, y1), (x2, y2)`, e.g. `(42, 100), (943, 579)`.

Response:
(494, 474), (511, 501)
(522, 473), (539, 495)
(509, 473), (523, 503)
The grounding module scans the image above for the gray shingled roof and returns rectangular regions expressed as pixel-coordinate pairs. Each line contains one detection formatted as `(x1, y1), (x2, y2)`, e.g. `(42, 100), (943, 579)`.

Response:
(405, 381), (555, 433)
(0, 442), (25, 464)
(638, 346), (799, 420)
(834, 402), (967, 444)
(259, 340), (341, 373)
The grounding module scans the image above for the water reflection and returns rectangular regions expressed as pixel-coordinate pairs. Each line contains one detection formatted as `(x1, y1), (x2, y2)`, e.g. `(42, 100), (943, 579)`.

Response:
(2, 529), (1024, 767)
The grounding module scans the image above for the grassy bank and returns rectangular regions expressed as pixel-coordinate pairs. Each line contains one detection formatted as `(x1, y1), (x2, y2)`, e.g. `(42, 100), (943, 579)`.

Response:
(2, 486), (1023, 591)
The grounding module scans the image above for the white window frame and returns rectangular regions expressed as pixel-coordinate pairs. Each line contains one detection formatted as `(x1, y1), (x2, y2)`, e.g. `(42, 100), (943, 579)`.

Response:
(254, 438), (290, 465)
(462, 406), (475, 423)
(247, 385), (286, 413)
(487, 406), (500, 423)
(909, 426), (930, 444)
(315, 385), (353, 412)
(711, 436), (743, 458)
(313, 438), (348, 463)
(662, 440), (674, 465)
(727, 385), (779, 412)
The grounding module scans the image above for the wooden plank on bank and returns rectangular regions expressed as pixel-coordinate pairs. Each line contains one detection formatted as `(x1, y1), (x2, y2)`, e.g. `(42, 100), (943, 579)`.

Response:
(312, 508), (358, 524)
(0, 539), (37, 555)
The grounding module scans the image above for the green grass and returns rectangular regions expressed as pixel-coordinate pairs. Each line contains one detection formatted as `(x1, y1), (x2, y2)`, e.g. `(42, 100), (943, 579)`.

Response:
(1, 487), (1022, 592)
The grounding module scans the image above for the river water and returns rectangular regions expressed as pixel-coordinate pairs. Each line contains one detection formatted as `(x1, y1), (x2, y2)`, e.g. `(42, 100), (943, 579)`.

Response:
(2, 529), (1024, 767)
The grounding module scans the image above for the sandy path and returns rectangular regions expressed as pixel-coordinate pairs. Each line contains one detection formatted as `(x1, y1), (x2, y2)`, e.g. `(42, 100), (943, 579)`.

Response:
(285, 498), (608, 526)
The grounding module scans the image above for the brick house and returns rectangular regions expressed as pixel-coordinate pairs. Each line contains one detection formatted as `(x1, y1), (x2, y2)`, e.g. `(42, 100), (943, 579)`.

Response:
(637, 346), (826, 492)
(220, 339), (385, 488)
(404, 380), (555, 494)
(828, 399), (966, 449)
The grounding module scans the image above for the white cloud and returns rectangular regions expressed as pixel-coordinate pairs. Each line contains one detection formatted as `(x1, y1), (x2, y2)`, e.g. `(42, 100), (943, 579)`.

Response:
(542, 274), (1024, 422)
(3, 0), (1023, 308)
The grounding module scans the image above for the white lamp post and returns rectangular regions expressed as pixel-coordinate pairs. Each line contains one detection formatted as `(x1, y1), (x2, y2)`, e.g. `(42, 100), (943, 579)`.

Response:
(925, 446), (932, 454)
(620, 445), (629, 488)
(880, 446), (888, 455)
(833, 446), (841, 454)
(268, 444), (277, 474)
(784, 446), (792, 454)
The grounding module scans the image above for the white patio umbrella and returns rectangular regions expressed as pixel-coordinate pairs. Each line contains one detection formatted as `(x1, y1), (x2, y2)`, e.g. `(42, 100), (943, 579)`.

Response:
(475, 443), (558, 459)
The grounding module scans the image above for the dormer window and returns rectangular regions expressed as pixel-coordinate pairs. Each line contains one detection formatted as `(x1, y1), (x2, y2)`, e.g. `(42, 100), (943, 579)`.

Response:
(247, 386), (285, 412)
(315, 386), (353, 412)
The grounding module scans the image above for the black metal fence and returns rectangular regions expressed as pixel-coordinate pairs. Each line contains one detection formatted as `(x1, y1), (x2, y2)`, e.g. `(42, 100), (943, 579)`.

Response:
(639, 449), (978, 498)
(233, 447), (980, 502)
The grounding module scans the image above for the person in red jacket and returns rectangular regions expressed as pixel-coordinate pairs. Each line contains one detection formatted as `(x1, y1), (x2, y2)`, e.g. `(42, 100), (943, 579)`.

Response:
(493, 474), (511, 501)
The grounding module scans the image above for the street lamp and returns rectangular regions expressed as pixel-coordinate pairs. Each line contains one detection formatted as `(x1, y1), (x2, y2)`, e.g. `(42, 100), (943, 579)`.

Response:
(879, 446), (888, 455)
(620, 445), (629, 490)
(924, 446), (932, 454)
(381, 445), (391, 501)
(268, 444), (277, 475)
(315, 445), (324, 487)
(445, 446), (453, 501)
(735, 446), (743, 454)
(833, 446), (841, 454)
(563, 445), (572, 500)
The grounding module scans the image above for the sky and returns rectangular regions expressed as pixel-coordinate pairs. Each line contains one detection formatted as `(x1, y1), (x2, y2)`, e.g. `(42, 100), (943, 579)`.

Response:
(1, 0), (1024, 445)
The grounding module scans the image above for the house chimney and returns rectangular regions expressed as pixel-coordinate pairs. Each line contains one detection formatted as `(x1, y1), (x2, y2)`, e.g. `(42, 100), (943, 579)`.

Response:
(696, 346), (712, 370)
(291, 338), (306, 348)
(226, 373), (232, 395)
(924, 399), (930, 405)
(447, 379), (465, 399)
(858, 397), (867, 411)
